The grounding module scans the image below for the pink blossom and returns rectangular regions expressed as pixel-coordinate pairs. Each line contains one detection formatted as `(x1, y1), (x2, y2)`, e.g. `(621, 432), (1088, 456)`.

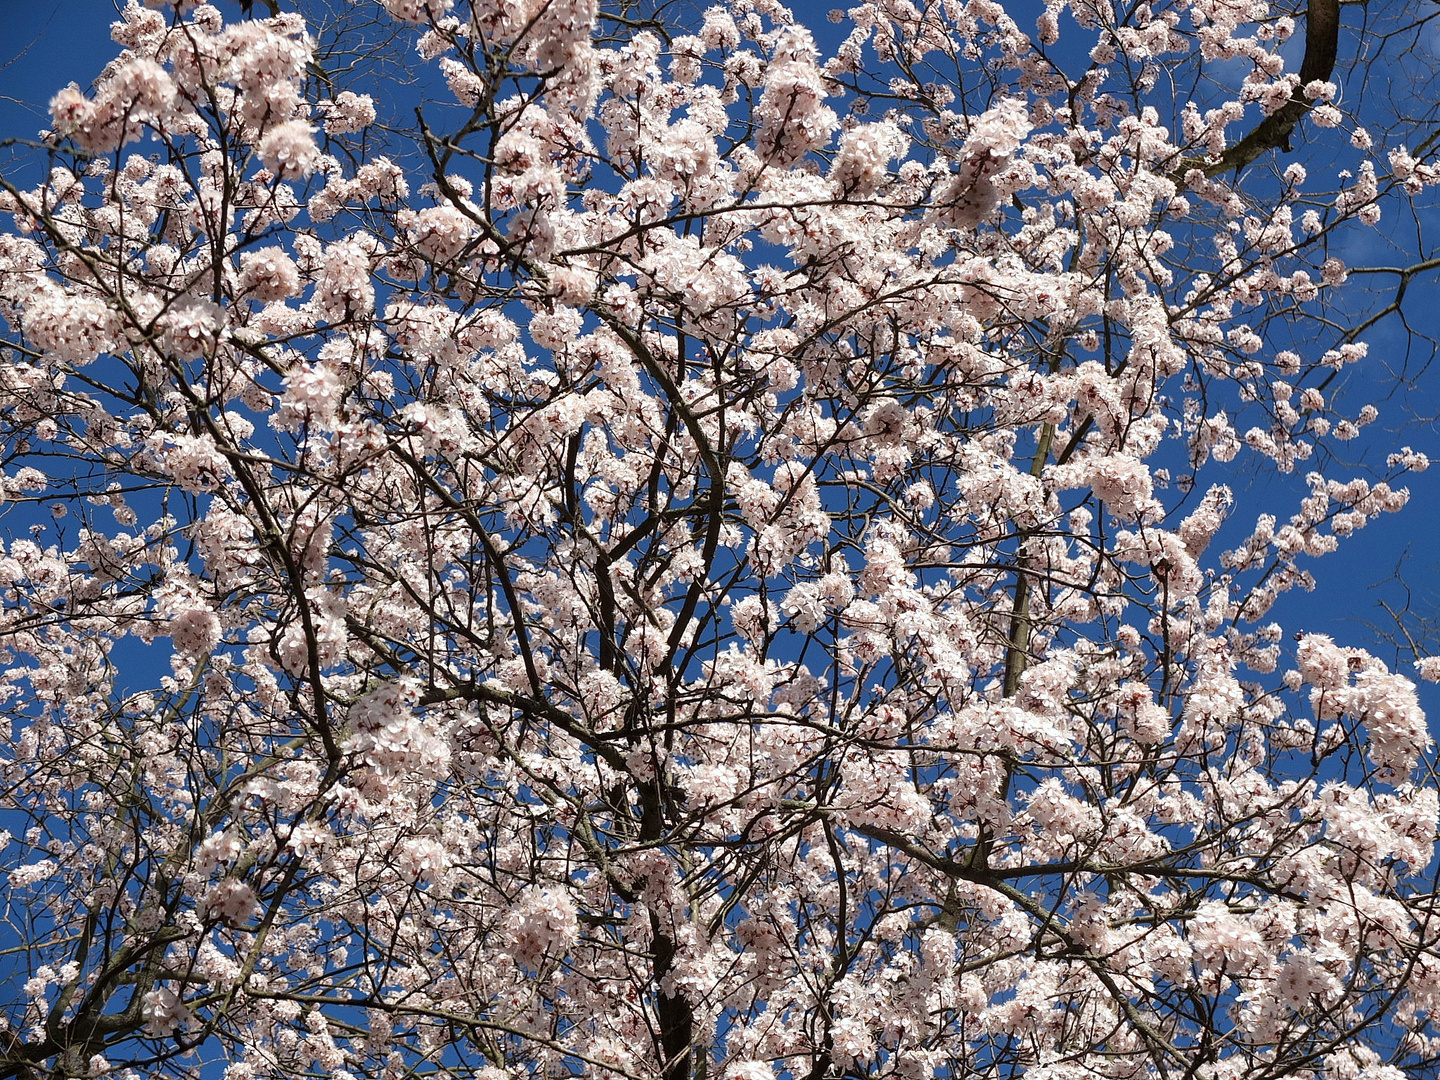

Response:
(258, 121), (320, 179)
(276, 364), (344, 431)
(755, 27), (837, 165)
(503, 886), (580, 968)
(380, 0), (452, 23)
(395, 837), (448, 884)
(201, 879), (259, 925)
(323, 91), (377, 135)
(141, 987), (191, 1036)
(170, 607), (222, 656)
(238, 247), (302, 301)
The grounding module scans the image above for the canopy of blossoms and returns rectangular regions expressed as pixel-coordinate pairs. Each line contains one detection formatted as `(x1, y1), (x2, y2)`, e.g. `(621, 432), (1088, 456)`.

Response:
(1, 1), (1439, 1080)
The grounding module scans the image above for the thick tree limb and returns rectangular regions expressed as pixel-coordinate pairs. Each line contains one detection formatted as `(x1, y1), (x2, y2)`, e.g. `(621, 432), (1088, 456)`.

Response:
(1176, 0), (1340, 182)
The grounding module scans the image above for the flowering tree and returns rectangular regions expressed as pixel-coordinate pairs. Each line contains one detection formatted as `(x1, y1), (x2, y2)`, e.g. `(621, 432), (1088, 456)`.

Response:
(4, 1), (1440, 1079)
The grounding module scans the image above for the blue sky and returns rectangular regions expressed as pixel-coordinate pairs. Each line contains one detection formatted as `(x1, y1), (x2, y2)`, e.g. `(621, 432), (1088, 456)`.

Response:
(0, 1), (116, 147)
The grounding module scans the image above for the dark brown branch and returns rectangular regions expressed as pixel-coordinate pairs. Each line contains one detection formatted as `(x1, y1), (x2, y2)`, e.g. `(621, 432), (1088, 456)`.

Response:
(1177, 0), (1341, 182)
